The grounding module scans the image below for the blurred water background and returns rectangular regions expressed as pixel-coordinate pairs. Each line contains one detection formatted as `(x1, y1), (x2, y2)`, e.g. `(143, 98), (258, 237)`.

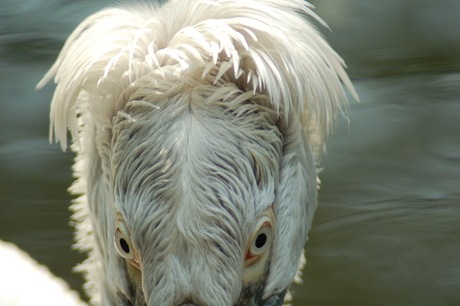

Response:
(0, 0), (459, 305)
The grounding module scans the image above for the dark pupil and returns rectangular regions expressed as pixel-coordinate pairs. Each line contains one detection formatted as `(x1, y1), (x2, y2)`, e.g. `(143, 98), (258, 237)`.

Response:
(120, 238), (130, 253)
(255, 233), (267, 248)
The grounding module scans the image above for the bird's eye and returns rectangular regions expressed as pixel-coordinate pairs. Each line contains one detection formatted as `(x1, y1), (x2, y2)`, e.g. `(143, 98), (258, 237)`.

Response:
(114, 222), (134, 260)
(246, 214), (273, 261)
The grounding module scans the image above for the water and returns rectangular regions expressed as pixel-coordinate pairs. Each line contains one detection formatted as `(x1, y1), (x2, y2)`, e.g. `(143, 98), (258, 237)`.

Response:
(1, 0), (459, 305)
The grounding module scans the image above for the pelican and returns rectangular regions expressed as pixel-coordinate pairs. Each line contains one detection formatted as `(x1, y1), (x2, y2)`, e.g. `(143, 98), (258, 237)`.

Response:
(37, 0), (357, 305)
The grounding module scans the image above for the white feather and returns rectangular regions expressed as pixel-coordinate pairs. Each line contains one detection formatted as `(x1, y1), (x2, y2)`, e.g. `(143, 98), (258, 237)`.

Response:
(38, 0), (357, 304)
(0, 240), (86, 306)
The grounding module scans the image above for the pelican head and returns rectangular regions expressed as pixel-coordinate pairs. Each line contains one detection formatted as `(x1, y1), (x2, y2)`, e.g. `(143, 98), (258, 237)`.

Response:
(38, 0), (357, 305)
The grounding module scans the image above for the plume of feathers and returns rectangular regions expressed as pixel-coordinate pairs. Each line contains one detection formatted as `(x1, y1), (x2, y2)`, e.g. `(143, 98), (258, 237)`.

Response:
(37, 0), (357, 154)
(37, 0), (357, 303)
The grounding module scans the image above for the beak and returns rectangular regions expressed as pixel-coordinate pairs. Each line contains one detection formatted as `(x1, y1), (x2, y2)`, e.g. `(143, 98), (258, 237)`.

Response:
(118, 286), (286, 306)
(234, 291), (286, 306)
(117, 290), (148, 306)
(117, 292), (133, 306)
(118, 260), (286, 306)
(117, 289), (286, 306)
(117, 257), (148, 306)
(260, 290), (287, 306)
(117, 273), (147, 306)
(117, 291), (147, 306)
(236, 275), (287, 306)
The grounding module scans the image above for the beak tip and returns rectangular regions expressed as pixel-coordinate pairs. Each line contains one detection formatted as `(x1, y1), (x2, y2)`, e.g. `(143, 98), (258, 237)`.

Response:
(260, 290), (287, 306)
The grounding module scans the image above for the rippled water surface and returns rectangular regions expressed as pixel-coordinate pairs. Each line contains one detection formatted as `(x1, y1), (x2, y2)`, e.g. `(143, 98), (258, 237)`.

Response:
(1, 0), (459, 305)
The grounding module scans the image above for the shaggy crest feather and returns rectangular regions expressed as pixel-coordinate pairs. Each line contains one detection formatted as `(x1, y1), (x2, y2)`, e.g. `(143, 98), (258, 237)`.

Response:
(38, 0), (357, 305)
(38, 0), (356, 152)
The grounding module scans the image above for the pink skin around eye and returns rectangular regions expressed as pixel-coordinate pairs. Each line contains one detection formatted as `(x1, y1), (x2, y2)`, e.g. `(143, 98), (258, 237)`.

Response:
(129, 255), (140, 269)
